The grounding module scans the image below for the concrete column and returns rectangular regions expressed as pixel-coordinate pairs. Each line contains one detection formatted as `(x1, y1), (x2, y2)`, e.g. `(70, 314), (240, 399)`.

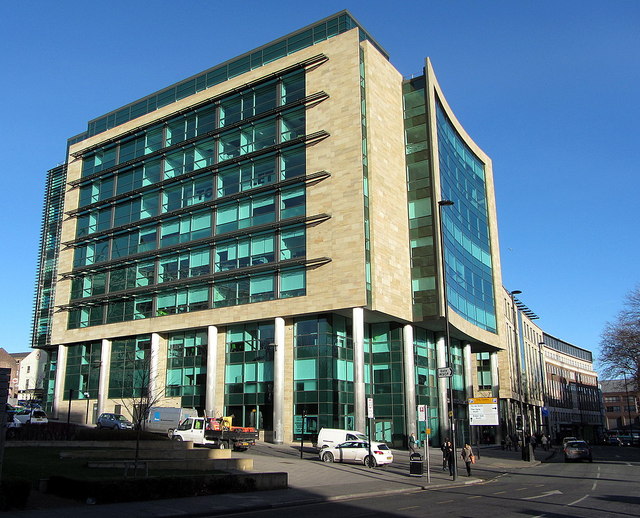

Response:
(149, 333), (160, 399)
(403, 324), (417, 437)
(491, 351), (503, 445)
(205, 326), (218, 416)
(353, 307), (365, 433)
(490, 351), (500, 398)
(463, 342), (473, 401)
(97, 339), (111, 417)
(53, 344), (68, 419)
(273, 317), (285, 444)
(436, 333), (449, 440)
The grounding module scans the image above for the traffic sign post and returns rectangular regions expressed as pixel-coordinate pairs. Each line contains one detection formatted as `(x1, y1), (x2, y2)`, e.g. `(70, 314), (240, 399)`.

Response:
(437, 367), (453, 378)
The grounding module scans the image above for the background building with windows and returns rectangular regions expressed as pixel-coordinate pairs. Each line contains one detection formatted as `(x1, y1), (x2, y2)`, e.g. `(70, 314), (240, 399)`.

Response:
(601, 378), (639, 433)
(541, 333), (603, 443)
(30, 11), (594, 448)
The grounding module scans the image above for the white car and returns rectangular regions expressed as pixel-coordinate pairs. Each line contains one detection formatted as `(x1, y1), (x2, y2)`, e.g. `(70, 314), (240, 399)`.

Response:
(14, 409), (48, 424)
(319, 440), (393, 467)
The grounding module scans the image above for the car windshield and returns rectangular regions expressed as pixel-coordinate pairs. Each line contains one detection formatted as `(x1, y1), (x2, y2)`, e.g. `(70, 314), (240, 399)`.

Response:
(115, 415), (129, 421)
(32, 411), (46, 418)
(567, 441), (587, 448)
(374, 444), (390, 450)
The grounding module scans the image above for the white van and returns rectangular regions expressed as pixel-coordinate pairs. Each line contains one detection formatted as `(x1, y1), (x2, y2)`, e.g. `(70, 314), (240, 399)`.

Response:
(146, 407), (196, 435)
(315, 428), (368, 450)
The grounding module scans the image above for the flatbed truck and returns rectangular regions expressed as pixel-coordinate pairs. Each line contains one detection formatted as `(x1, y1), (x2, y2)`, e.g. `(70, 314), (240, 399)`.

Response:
(170, 416), (258, 450)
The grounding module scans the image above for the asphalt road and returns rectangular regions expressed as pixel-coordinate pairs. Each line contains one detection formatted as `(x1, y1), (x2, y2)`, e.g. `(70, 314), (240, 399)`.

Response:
(216, 446), (640, 518)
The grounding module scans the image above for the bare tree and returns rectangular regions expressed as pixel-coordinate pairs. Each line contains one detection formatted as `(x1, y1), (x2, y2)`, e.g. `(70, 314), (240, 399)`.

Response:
(115, 344), (164, 476)
(600, 286), (640, 385)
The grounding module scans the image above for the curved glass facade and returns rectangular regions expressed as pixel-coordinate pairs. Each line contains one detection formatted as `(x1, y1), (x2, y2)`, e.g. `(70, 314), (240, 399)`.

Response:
(436, 101), (496, 333)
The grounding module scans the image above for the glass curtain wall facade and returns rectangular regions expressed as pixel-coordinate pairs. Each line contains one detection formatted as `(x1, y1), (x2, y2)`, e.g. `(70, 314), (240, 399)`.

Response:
(31, 165), (66, 348)
(63, 341), (101, 400)
(403, 77), (437, 321)
(166, 330), (207, 408)
(293, 315), (354, 438)
(225, 322), (275, 430)
(65, 70), (309, 329)
(436, 102), (496, 333)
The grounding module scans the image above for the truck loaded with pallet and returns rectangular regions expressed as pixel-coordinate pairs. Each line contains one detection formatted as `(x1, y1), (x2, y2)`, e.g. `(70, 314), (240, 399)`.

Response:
(170, 416), (258, 451)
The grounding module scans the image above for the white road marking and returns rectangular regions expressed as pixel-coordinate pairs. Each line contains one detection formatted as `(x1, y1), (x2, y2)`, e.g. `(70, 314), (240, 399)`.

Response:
(398, 506), (420, 510)
(592, 470), (600, 491)
(523, 490), (563, 500)
(568, 494), (589, 506)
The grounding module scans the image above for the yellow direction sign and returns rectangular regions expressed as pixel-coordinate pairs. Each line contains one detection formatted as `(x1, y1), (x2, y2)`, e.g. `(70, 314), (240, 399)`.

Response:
(468, 397), (497, 404)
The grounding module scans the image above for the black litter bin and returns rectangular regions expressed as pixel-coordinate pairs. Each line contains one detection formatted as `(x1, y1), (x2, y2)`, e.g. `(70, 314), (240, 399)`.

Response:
(409, 452), (423, 476)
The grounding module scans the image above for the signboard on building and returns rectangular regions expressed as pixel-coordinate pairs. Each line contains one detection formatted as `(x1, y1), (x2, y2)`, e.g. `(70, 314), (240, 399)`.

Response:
(468, 397), (499, 426)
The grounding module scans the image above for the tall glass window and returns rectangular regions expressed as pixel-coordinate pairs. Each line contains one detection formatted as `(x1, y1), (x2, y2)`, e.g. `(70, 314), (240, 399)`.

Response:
(108, 336), (151, 399)
(166, 330), (207, 408)
(225, 322), (275, 430)
(63, 341), (102, 399)
(294, 314), (353, 438)
(402, 76), (437, 320)
(436, 101), (496, 333)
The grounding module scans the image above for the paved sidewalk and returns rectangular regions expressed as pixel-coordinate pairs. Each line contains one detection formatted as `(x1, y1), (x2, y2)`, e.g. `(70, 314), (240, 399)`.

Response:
(16, 443), (555, 517)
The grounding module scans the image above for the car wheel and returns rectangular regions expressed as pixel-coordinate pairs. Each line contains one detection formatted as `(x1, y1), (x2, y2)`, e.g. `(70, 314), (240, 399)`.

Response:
(364, 455), (377, 468)
(173, 435), (183, 442)
(564, 456), (569, 463)
(219, 441), (228, 450)
(322, 452), (334, 463)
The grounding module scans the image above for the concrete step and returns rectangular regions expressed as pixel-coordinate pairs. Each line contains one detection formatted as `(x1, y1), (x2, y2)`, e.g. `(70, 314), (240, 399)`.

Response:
(87, 457), (253, 471)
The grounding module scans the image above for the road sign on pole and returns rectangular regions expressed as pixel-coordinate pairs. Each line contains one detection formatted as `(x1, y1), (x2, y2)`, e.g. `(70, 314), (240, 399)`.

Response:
(417, 404), (426, 421)
(437, 367), (453, 378)
(367, 397), (374, 419)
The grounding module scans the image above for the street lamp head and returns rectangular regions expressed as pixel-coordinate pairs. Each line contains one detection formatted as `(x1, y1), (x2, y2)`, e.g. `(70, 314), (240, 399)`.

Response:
(438, 200), (454, 207)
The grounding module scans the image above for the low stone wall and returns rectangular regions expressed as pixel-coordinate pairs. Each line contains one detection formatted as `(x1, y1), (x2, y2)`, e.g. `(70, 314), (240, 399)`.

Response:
(87, 457), (254, 471)
(61, 447), (231, 460)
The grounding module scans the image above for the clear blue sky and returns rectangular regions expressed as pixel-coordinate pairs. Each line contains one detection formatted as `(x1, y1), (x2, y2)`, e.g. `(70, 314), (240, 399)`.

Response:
(1, 1), (638, 365)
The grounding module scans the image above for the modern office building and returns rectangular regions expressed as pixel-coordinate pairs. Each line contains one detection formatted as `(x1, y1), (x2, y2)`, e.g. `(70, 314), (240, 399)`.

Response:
(32, 11), (508, 446)
(541, 333), (603, 443)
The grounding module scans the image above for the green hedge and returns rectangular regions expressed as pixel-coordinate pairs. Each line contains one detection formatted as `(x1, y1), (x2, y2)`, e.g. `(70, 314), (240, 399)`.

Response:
(0, 478), (31, 510)
(48, 474), (261, 504)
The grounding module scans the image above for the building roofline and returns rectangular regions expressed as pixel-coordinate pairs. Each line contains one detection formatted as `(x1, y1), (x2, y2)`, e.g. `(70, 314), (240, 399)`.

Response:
(72, 10), (388, 145)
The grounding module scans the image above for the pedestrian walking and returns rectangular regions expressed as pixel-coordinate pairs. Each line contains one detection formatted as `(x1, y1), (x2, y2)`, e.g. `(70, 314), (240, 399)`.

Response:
(441, 438), (449, 471)
(408, 433), (417, 454)
(505, 435), (512, 451)
(461, 443), (474, 476)
(541, 434), (549, 451)
(443, 440), (455, 476)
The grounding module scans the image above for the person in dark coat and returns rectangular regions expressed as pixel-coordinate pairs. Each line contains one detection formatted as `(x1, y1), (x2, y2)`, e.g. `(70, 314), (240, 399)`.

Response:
(443, 440), (455, 476)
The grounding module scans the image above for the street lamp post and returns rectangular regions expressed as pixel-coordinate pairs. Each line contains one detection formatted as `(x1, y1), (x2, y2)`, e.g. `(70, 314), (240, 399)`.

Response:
(438, 199), (456, 480)
(622, 372), (635, 446)
(510, 290), (528, 461)
(84, 392), (91, 424)
(538, 342), (549, 437)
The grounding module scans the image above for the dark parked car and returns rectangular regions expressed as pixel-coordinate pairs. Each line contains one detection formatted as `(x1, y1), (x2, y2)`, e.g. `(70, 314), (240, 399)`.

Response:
(96, 413), (133, 430)
(564, 440), (592, 462)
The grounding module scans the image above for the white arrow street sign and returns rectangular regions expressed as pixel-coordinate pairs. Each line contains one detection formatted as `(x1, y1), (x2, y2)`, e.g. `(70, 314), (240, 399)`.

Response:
(437, 367), (453, 378)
